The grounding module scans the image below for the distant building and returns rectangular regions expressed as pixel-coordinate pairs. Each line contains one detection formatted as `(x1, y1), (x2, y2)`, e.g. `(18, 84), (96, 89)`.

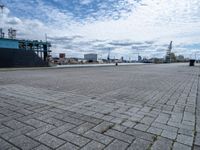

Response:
(59, 53), (66, 65)
(67, 58), (79, 64)
(177, 55), (185, 62)
(59, 53), (65, 59)
(84, 53), (98, 62)
(120, 57), (124, 63)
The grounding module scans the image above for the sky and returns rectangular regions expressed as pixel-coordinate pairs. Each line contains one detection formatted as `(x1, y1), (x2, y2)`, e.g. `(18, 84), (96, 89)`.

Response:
(0, 0), (200, 59)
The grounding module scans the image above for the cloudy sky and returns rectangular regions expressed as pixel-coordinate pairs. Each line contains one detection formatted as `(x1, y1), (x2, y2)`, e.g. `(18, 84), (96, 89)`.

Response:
(0, 0), (200, 59)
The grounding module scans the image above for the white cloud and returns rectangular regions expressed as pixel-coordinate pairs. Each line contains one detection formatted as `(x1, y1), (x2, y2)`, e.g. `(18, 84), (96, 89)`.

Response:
(0, 0), (200, 59)
(79, 0), (93, 5)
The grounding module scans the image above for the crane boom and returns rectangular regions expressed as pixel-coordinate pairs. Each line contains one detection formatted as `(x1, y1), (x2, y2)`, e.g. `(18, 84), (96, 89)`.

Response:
(165, 41), (173, 63)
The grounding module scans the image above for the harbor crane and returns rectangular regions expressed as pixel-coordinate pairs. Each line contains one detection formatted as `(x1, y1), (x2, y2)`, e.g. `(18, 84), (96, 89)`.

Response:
(165, 41), (173, 63)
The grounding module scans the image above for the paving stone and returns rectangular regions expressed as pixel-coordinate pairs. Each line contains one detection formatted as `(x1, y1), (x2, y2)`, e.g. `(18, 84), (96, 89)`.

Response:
(25, 119), (48, 128)
(0, 138), (13, 149)
(49, 123), (75, 136)
(32, 106), (52, 113)
(195, 132), (200, 146)
(151, 137), (173, 150)
(167, 121), (194, 131)
(102, 115), (114, 121)
(3, 120), (26, 129)
(110, 117), (125, 124)
(91, 112), (105, 119)
(57, 116), (85, 125)
(112, 124), (127, 132)
(147, 127), (162, 135)
(0, 126), (13, 134)
(68, 112), (83, 119)
(1, 126), (35, 140)
(26, 104), (46, 111)
(60, 131), (90, 147)
(84, 110), (97, 116)
(0, 64), (200, 150)
(182, 120), (195, 126)
(178, 129), (194, 137)
(0, 109), (18, 117)
(81, 141), (105, 150)
(104, 129), (135, 143)
(104, 139), (129, 150)
(176, 134), (193, 146)
(70, 122), (95, 135)
(130, 116), (143, 122)
(14, 108), (34, 116)
(151, 122), (178, 132)
(122, 120), (136, 128)
(134, 123), (149, 131)
(173, 142), (191, 150)
(161, 130), (177, 140)
(80, 116), (103, 124)
(126, 128), (156, 142)
(56, 142), (79, 150)
(141, 116), (155, 125)
(127, 138), (151, 150)
(84, 130), (113, 145)
(26, 124), (55, 138)
(17, 113), (43, 122)
(140, 106), (152, 113)
(194, 145), (200, 150)
(128, 107), (140, 113)
(37, 111), (58, 119)
(32, 145), (52, 150)
(8, 147), (20, 150)
(36, 133), (65, 149)
(49, 108), (66, 114)
(170, 114), (182, 123)
(183, 112), (195, 122)
(42, 117), (65, 127)
(155, 114), (170, 124)
(9, 135), (40, 150)
(92, 121), (114, 133)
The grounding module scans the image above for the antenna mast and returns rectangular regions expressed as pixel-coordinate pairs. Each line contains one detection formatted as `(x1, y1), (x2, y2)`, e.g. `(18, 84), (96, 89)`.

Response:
(0, 1), (4, 13)
(0, 1), (4, 38)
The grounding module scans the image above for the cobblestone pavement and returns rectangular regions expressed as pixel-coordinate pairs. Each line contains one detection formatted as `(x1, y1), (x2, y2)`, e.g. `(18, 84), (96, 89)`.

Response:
(0, 63), (200, 150)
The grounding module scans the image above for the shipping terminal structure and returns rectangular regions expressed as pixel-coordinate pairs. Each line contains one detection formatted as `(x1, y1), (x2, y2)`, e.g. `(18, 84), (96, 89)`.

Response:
(0, 28), (51, 68)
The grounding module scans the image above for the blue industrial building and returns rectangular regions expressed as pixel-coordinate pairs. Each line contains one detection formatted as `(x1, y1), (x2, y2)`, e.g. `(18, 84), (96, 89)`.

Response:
(0, 37), (51, 68)
(0, 38), (19, 49)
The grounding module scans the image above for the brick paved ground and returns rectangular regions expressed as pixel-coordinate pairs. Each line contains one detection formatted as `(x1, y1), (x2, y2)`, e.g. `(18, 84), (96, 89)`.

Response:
(0, 63), (200, 150)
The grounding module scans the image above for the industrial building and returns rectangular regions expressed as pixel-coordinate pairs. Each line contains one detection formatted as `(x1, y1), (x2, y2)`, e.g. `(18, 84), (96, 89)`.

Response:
(84, 53), (98, 62)
(0, 28), (51, 68)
